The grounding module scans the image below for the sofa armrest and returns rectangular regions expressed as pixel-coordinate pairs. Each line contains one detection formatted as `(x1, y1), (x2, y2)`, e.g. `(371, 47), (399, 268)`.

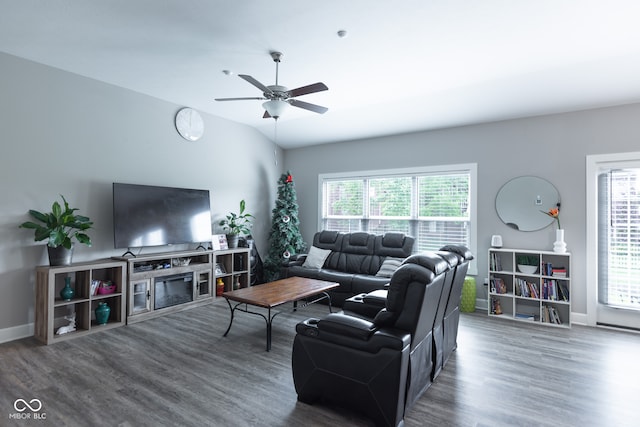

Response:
(318, 313), (376, 340)
(283, 253), (307, 267)
(296, 314), (410, 352)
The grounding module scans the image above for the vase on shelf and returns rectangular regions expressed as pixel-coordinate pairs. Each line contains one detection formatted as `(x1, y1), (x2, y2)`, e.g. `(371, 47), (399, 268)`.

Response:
(95, 302), (111, 325)
(553, 229), (567, 253)
(60, 276), (75, 301)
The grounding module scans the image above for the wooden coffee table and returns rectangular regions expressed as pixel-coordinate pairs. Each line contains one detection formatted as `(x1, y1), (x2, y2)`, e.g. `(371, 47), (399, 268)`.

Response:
(222, 276), (339, 351)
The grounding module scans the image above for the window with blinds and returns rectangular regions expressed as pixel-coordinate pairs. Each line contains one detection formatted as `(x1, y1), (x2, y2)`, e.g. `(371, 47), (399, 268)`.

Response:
(598, 169), (640, 309)
(321, 166), (474, 254)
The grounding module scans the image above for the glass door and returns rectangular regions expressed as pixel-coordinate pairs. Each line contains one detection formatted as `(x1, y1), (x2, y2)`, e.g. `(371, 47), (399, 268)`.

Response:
(587, 153), (640, 330)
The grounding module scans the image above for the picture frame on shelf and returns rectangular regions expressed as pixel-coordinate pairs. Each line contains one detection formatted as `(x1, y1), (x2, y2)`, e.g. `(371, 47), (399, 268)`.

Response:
(212, 234), (228, 251)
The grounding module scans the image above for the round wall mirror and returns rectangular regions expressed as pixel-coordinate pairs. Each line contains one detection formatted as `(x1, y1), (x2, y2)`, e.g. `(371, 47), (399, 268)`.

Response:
(495, 176), (560, 232)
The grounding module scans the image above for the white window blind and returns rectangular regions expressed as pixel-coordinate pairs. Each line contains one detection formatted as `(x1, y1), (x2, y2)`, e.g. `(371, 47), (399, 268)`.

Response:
(598, 169), (640, 309)
(321, 167), (473, 254)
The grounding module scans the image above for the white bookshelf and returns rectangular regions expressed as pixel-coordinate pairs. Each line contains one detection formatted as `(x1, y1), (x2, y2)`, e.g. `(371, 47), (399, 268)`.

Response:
(488, 248), (571, 328)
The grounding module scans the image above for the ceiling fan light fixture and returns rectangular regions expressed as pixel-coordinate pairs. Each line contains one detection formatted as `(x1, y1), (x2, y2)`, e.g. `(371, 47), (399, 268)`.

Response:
(262, 100), (288, 118)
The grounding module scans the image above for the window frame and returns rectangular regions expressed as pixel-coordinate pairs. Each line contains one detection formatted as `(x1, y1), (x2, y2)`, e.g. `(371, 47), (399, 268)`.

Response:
(318, 163), (477, 275)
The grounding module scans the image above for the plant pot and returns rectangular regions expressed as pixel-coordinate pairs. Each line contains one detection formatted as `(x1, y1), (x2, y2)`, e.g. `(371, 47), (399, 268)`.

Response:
(48, 245), (74, 266)
(226, 233), (239, 249)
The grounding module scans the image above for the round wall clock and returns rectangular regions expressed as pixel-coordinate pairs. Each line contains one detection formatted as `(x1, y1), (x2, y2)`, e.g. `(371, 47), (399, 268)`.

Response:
(175, 107), (204, 141)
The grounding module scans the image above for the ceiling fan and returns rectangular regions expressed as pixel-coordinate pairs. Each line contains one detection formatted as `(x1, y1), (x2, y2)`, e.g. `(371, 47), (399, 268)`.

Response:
(215, 51), (328, 119)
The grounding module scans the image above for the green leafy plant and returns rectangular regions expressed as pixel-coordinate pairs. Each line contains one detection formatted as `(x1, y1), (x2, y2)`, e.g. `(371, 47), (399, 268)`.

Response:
(219, 199), (254, 236)
(516, 254), (539, 266)
(19, 195), (93, 249)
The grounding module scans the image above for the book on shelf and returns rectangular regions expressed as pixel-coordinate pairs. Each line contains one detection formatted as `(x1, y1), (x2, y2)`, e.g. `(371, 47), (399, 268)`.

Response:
(490, 252), (503, 271)
(552, 267), (567, 278)
(542, 305), (562, 324)
(542, 280), (569, 302)
(514, 278), (538, 298)
(515, 313), (535, 321)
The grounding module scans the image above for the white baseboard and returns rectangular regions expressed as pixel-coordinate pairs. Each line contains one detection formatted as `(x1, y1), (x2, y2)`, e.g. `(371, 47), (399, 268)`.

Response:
(570, 312), (587, 325)
(0, 323), (34, 344)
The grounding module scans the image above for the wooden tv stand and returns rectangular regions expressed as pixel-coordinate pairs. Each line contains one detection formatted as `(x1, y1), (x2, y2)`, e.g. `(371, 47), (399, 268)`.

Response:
(113, 249), (215, 324)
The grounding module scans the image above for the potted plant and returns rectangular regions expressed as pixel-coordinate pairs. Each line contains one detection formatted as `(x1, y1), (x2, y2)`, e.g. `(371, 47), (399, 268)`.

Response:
(516, 254), (539, 274)
(218, 199), (253, 249)
(19, 195), (93, 265)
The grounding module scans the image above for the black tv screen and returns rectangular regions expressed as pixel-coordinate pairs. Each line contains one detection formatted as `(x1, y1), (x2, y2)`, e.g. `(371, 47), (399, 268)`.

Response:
(113, 183), (212, 249)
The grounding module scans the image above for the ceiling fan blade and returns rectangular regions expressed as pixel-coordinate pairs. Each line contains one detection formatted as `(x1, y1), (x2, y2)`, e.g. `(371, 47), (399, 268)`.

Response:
(239, 74), (273, 94)
(288, 82), (328, 98)
(289, 99), (328, 114)
(214, 97), (266, 101)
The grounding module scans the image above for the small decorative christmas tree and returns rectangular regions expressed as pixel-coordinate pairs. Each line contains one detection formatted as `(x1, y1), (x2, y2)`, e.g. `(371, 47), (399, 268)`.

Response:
(264, 171), (306, 281)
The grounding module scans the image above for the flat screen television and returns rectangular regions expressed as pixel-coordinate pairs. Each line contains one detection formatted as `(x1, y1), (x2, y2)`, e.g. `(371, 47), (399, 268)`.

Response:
(113, 183), (212, 249)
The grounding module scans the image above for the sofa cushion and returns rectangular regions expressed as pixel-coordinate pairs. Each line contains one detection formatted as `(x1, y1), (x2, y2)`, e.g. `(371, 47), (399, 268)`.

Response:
(313, 230), (343, 251)
(302, 246), (331, 269)
(352, 274), (391, 295)
(286, 265), (321, 279)
(341, 232), (376, 255)
(374, 232), (415, 258)
(318, 269), (354, 293)
(375, 257), (405, 278)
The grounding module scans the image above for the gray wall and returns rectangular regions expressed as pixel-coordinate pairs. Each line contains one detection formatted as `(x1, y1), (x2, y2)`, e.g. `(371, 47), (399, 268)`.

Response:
(284, 103), (640, 320)
(0, 52), (283, 341)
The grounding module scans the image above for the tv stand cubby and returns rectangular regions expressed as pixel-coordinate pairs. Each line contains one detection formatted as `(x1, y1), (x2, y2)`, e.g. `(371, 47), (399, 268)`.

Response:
(213, 248), (251, 295)
(35, 259), (127, 344)
(113, 249), (214, 324)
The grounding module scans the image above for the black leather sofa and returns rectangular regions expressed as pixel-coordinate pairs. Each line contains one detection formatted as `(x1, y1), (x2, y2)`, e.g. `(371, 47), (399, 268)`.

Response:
(282, 230), (415, 306)
(292, 252), (451, 427)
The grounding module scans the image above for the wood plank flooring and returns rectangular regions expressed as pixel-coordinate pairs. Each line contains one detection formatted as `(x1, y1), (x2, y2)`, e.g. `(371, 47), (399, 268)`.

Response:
(1, 298), (639, 427)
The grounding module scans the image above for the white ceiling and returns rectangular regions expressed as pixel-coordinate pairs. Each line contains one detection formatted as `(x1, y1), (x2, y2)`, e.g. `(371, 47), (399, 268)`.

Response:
(3, 1), (640, 149)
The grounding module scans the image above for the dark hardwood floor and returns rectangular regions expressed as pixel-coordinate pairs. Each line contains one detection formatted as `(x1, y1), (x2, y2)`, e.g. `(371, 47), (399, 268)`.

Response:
(1, 298), (639, 427)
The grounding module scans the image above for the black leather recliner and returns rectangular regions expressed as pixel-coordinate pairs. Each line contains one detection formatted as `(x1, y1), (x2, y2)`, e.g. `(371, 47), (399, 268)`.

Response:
(292, 253), (450, 427)
(439, 245), (474, 367)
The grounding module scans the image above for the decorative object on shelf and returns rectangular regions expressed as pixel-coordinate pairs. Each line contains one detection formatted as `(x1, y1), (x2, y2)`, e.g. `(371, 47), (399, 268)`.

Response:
(516, 255), (539, 274)
(233, 276), (240, 290)
(55, 313), (76, 335)
(517, 264), (538, 274)
(60, 276), (75, 301)
(18, 195), (93, 266)
(215, 263), (226, 275)
(541, 204), (566, 253)
(264, 171), (306, 282)
(211, 234), (228, 250)
(553, 229), (567, 253)
(95, 302), (111, 325)
(219, 200), (254, 249)
(491, 235), (503, 248)
(216, 278), (224, 296)
(97, 280), (117, 295)
(172, 257), (191, 267)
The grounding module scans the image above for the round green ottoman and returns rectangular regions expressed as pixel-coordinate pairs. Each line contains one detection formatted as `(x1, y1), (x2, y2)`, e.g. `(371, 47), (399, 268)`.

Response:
(460, 276), (476, 313)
